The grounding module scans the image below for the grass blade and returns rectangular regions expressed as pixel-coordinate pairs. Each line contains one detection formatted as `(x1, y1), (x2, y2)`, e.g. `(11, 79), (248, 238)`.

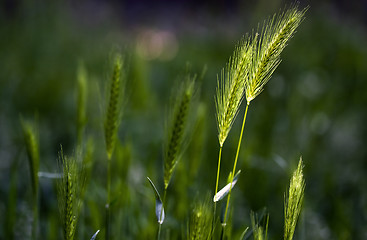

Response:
(20, 118), (40, 240)
(147, 177), (165, 224)
(90, 230), (100, 240)
(213, 170), (241, 202)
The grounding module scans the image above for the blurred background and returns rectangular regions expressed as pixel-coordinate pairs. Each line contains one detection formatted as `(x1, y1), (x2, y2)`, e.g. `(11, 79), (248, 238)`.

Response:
(1, 0), (367, 239)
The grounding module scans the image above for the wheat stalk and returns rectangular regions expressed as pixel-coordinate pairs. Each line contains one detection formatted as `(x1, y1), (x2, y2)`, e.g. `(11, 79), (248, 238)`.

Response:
(221, 5), (307, 230)
(213, 41), (253, 233)
(104, 53), (124, 240)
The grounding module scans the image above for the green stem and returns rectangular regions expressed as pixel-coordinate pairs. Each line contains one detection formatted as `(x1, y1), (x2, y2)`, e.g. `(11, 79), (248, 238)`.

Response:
(106, 156), (112, 240)
(223, 103), (249, 226)
(220, 225), (225, 240)
(157, 189), (167, 240)
(32, 189), (38, 240)
(157, 223), (162, 240)
(212, 146), (223, 237)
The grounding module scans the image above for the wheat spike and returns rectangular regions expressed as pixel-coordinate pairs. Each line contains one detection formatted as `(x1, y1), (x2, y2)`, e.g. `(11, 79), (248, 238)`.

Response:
(284, 157), (306, 240)
(188, 198), (212, 240)
(58, 149), (80, 240)
(164, 77), (195, 189)
(246, 5), (307, 103)
(104, 54), (123, 160)
(215, 37), (254, 146)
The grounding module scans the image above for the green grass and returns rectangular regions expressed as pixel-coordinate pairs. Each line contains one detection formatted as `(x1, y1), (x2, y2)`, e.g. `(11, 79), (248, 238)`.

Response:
(11, 5), (308, 240)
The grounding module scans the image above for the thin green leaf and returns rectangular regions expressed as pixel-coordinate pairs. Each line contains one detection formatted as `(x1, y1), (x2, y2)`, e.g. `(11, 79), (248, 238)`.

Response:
(239, 227), (249, 240)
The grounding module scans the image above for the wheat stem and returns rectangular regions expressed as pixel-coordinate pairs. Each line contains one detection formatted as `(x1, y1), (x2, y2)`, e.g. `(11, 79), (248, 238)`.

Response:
(212, 145), (223, 237)
(106, 155), (112, 240)
(223, 103), (249, 227)
(157, 189), (167, 240)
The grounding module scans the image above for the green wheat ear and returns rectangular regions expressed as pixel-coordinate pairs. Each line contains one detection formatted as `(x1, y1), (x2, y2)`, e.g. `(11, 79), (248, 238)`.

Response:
(188, 198), (212, 240)
(216, 36), (254, 146)
(164, 76), (196, 190)
(284, 157), (306, 240)
(246, 5), (308, 103)
(104, 54), (124, 160)
(57, 148), (81, 240)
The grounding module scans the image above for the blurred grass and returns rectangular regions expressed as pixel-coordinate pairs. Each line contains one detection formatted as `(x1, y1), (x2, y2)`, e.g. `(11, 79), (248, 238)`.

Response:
(1, 1), (367, 239)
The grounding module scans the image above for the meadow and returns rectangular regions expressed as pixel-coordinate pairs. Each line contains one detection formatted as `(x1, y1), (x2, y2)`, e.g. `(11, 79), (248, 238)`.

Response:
(1, 1), (367, 239)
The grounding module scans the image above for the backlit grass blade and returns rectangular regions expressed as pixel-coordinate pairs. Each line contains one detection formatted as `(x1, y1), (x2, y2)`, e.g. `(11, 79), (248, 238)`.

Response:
(147, 177), (165, 224)
(90, 230), (100, 240)
(213, 170), (241, 202)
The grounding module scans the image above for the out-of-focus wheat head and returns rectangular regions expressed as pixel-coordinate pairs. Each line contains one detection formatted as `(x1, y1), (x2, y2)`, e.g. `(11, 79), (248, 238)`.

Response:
(164, 77), (195, 189)
(104, 54), (123, 160)
(58, 149), (81, 240)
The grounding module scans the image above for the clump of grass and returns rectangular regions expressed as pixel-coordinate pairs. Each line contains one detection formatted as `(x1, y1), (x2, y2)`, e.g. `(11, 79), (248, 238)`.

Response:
(163, 76), (196, 190)
(284, 157), (305, 240)
(187, 198), (212, 240)
(21, 118), (40, 240)
(57, 148), (82, 240)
